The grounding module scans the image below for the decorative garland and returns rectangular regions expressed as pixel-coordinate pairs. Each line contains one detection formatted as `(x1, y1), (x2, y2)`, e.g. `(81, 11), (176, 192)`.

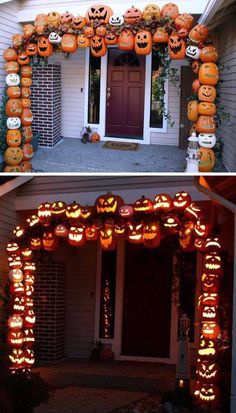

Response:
(1, 3), (221, 172)
(5, 190), (223, 407)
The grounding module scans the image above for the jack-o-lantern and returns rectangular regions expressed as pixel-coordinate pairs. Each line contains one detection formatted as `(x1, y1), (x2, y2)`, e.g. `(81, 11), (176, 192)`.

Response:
(186, 45), (200, 60)
(11, 296), (25, 315)
(196, 116), (216, 134)
(30, 237), (42, 250)
(173, 191), (191, 210)
(204, 237), (221, 252)
(198, 85), (217, 102)
(162, 213), (179, 234)
(25, 298), (34, 309)
(8, 315), (23, 331)
(198, 102), (216, 116)
(161, 3), (179, 19)
(8, 268), (23, 282)
(202, 273), (220, 293)
(178, 28), (189, 38)
(21, 98), (31, 109)
(66, 202), (81, 219)
(119, 204), (134, 218)
(61, 34), (78, 53)
(54, 224), (69, 237)
(84, 27), (95, 38)
(143, 222), (161, 248)
(38, 202), (52, 224)
(91, 132), (100, 142)
(25, 284), (34, 297)
(179, 220), (195, 250)
(118, 30), (134, 51)
(13, 225), (25, 238)
(9, 349), (24, 368)
(20, 65), (33, 78)
(21, 87), (31, 98)
(22, 143), (34, 161)
(3, 48), (18, 61)
(114, 221), (126, 239)
(192, 60), (200, 74)
(153, 193), (172, 211)
(194, 236), (205, 251)
(6, 73), (20, 87)
(21, 108), (33, 126)
(80, 205), (94, 220)
(77, 34), (90, 48)
(60, 12), (74, 27)
(86, 5), (113, 25)
(24, 348), (35, 367)
(203, 252), (222, 275)
(124, 6), (142, 24)
(198, 335), (218, 359)
(95, 192), (124, 215)
(127, 221), (143, 244)
(5, 61), (19, 74)
(21, 247), (33, 261)
(9, 282), (25, 296)
(143, 4), (161, 21)
(26, 43), (38, 56)
(197, 359), (219, 382)
(18, 52), (30, 66)
(85, 225), (99, 241)
(25, 273), (35, 285)
(184, 203), (202, 221)
(23, 260), (36, 272)
(6, 99), (22, 117)
(105, 31), (117, 45)
(6, 241), (20, 256)
(198, 383), (220, 405)
(175, 13), (194, 31)
(26, 214), (40, 228)
(22, 127), (33, 144)
(198, 147), (216, 172)
(24, 329), (35, 348)
(189, 24), (209, 43)
(12, 34), (23, 49)
(46, 11), (60, 27)
(153, 27), (169, 43)
(38, 36), (53, 57)
(8, 256), (22, 270)
(198, 133), (216, 149)
(21, 77), (32, 88)
(42, 229), (59, 251)
(168, 32), (186, 60)
(49, 32), (62, 44)
(135, 30), (152, 55)
(200, 46), (218, 63)
(4, 147), (23, 166)
(109, 14), (124, 26)
(21, 161), (32, 173)
(51, 200), (67, 216)
(134, 196), (153, 213)
(99, 227), (117, 250)
(201, 321), (221, 339)
(187, 100), (198, 122)
(72, 16), (86, 30)
(199, 63), (219, 86)
(199, 293), (219, 310)
(91, 35), (107, 57)
(201, 303), (218, 321)
(96, 26), (107, 37)
(7, 117), (21, 131)
(7, 86), (21, 99)
(23, 24), (35, 38)
(24, 309), (36, 328)
(7, 331), (24, 349)
(68, 224), (86, 247)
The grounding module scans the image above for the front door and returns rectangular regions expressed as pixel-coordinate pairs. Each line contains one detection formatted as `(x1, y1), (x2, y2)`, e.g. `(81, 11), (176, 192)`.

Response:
(106, 49), (145, 139)
(122, 240), (173, 358)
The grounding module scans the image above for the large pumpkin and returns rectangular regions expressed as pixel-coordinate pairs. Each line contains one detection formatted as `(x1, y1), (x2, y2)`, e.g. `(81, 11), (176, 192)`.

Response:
(6, 99), (22, 117)
(175, 13), (194, 30)
(143, 4), (161, 21)
(3, 48), (18, 61)
(124, 6), (142, 24)
(200, 46), (218, 63)
(4, 61), (19, 74)
(168, 32), (186, 59)
(199, 63), (219, 86)
(6, 130), (22, 147)
(135, 30), (152, 55)
(198, 85), (217, 102)
(161, 3), (179, 19)
(90, 35), (107, 57)
(86, 5), (113, 25)
(196, 115), (216, 133)
(35, 13), (47, 34)
(38, 36), (53, 57)
(198, 147), (216, 172)
(4, 147), (23, 166)
(189, 24), (209, 43)
(118, 30), (134, 51)
(95, 192), (124, 215)
(61, 34), (78, 53)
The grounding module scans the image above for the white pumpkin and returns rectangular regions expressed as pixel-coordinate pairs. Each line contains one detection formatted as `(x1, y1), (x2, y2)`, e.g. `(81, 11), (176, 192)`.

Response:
(49, 32), (62, 44)
(198, 133), (216, 149)
(109, 14), (124, 26)
(7, 117), (21, 129)
(6, 73), (20, 87)
(186, 45), (200, 60)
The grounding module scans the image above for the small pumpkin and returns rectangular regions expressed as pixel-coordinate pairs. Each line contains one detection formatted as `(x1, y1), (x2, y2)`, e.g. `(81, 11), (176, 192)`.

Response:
(198, 102), (216, 116)
(77, 34), (90, 48)
(192, 79), (201, 92)
(21, 108), (33, 126)
(72, 16), (86, 30)
(35, 13), (47, 34)
(6, 130), (22, 147)
(109, 14), (124, 26)
(26, 43), (38, 56)
(84, 27), (95, 38)
(192, 60), (200, 74)
(21, 161), (32, 172)
(6, 99), (22, 117)
(153, 27), (169, 43)
(21, 87), (31, 98)
(118, 30), (134, 51)
(23, 143), (34, 161)
(96, 26), (107, 37)
(178, 28), (189, 38)
(91, 132), (100, 143)
(198, 147), (216, 172)
(3, 48), (18, 61)
(187, 100), (198, 122)
(198, 85), (217, 102)
(161, 3), (179, 19)
(175, 13), (194, 31)
(21, 98), (31, 108)
(61, 34), (78, 53)
(168, 32), (186, 59)
(199, 63), (219, 86)
(105, 31), (117, 45)
(21, 77), (32, 87)
(196, 115), (216, 133)
(17, 52), (30, 66)
(23, 126), (33, 141)
(135, 30), (152, 55)
(124, 6), (142, 24)
(38, 36), (53, 57)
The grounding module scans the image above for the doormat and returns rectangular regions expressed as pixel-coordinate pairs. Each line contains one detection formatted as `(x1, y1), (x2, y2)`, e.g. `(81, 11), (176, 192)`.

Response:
(103, 141), (139, 151)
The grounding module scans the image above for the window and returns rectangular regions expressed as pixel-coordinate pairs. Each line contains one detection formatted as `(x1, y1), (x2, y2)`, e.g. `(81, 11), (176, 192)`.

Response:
(88, 52), (101, 124)
(150, 50), (164, 128)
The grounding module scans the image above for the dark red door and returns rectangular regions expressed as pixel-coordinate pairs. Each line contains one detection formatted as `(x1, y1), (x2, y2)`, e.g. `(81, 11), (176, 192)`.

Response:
(122, 240), (173, 358)
(106, 49), (145, 138)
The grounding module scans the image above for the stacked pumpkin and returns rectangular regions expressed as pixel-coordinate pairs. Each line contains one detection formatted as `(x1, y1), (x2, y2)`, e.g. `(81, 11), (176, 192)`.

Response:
(186, 24), (219, 172)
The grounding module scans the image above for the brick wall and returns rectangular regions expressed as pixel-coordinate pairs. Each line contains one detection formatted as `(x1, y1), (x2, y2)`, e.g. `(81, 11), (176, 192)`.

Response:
(34, 261), (66, 362)
(31, 65), (62, 147)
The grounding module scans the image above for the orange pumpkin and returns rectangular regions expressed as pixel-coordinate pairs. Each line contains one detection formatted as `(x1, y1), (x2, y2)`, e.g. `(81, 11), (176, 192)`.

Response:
(198, 148), (216, 172)
(6, 130), (22, 147)
(105, 31), (117, 45)
(199, 63), (219, 85)
(4, 147), (23, 166)
(161, 3), (179, 19)
(196, 115), (216, 133)
(189, 24), (209, 43)
(198, 85), (217, 102)
(91, 132), (100, 143)
(143, 4), (161, 21)
(178, 28), (189, 38)
(7, 86), (21, 99)
(118, 30), (134, 51)
(96, 26), (107, 37)
(17, 52), (30, 66)
(23, 24), (35, 38)
(61, 34), (78, 53)
(90, 35), (107, 57)
(6, 99), (22, 117)
(4, 165), (22, 173)
(26, 43), (38, 56)
(21, 98), (31, 108)
(174, 13), (194, 30)
(46, 11), (60, 27)
(86, 5), (113, 25)
(60, 12), (74, 27)
(198, 102), (216, 116)
(37, 36), (53, 57)
(77, 34), (90, 48)
(72, 16), (86, 30)
(187, 100), (198, 122)
(23, 143), (34, 161)
(21, 87), (31, 98)
(23, 126), (33, 142)
(35, 14), (47, 33)
(200, 46), (218, 63)
(4, 61), (19, 74)
(12, 34), (23, 49)
(21, 108), (33, 126)
(3, 48), (18, 61)
(153, 27), (169, 43)
(20, 66), (33, 77)
(192, 79), (201, 92)
(83, 27), (95, 38)
(135, 30), (152, 55)
(168, 32), (186, 59)
(21, 78), (32, 87)
(192, 60), (200, 74)
(124, 6), (142, 24)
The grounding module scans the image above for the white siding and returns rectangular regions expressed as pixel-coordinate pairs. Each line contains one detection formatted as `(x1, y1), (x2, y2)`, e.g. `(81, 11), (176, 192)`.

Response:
(0, 1), (21, 96)
(214, 16), (236, 172)
(49, 50), (86, 139)
(0, 190), (18, 275)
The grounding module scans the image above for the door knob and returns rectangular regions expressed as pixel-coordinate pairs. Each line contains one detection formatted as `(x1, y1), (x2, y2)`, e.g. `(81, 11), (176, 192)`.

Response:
(106, 88), (111, 106)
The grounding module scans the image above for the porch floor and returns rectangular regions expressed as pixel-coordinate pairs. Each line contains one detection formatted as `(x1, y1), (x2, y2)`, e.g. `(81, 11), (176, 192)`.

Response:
(34, 359), (176, 413)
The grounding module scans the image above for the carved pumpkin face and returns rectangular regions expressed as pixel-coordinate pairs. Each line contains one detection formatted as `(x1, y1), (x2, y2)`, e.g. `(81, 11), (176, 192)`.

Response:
(175, 13), (194, 30)
(25, 273), (35, 285)
(198, 133), (216, 149)
(199, 63), (219, 86)
(3, 48), (18, 61)
(187, 100), (198, 122)
(38, 36), (53, 57)
(66, 202), (81, 219)
(61, 34), (77, 53)
(77, 34), (90, 48)
(46, 11), (60, 27)
(99, 227), (117, 250)
(143, 4), (161, 21)
(5, 61), (19, 74)
(9, 282), (24, 296)
(22, 247), (33, 261)
(91, 35), (107, 57)
(25, 284), (34, 297)
(49, 32), (62, 44)
(13, 225), (25, 238)
(135, 31), (152, 55)
(12, 297), (25, 315)
(168, 32), (186, 59)
(6, 129), (21, 147)
(55, 224), (68, 237)
(204, 237), (221, 252)
(204, 252), (222, 274)
(6, 73), (20, 87)
(86, 5), (113, 25)
(114, 221), (126, 239)
(60, 12), (74, 27)
(21, 77), (32, 88)
(20, 65), (33, 78)
(23, 261), (36, 272)
(84, 27), (95, 38)
(124, 6), (142, 24)
(7, 117), (21, 130)
(161, 3), (179, 19)
(30, 237), (42, 250)
(153, 27), (169, 43)
(201, 304), (218, 320)
(9, 349), (24, 368)
(143, 222), (161, 248)
(96, 193), (123, 215)
(194, 219), (210, 238)
(25, 298), (34, 308)
(198, 148), (216, 172)
(186, 45), (200, 60)
(24, 329), (35, 347)
(173, 191), (191, 210)
(177, 28), (189, 38)
(197, 115), (216, 134)
(6, 241), (20, 255)
(38, 202), (52, 224)
(198, 85), (217, 102)
(198, 383), (220, 404)
(119, 205), (134, 218)
(21, 98), (31, 108)
(198, 102), (216, 116)
(68, 224), (86, 246)
(80, 206), (94, 220)
(42, 229), (58, 251)
(200, 46), (218, 63)
(23, 143), (34, 161)
(105, 32), (117, 45)
(202, 321), (220, 339)
(7, 331), (24, 348)
(51, 201), (67, 216)
(7, 86), (21, 99)
(8, 268), (23, 282)
(127, 222), (143, 244)
(8, 315), (23, 330)
(189, 24), (209, 43)
(85, 225), (99, 241)
(162, 213), (179, 234)
(118, 30), (134, 51)
(18, 52), (30, 66)
(26, 43), (38, 56)
(21, 87), (31, 98)
(24, 309), (36, 328)
(153, 193), (172, 211)
(24, 348), (35, 367)
(134, 197), (153, 213)
(72, 16), (86, 30)
(109, 14), (124, 26)
(184, 203), (202, 221)
(96, 26), (107, 37)
(198, 335), (218, 358)
(199, 293), (219, 310)
(197, 360), (219, 381)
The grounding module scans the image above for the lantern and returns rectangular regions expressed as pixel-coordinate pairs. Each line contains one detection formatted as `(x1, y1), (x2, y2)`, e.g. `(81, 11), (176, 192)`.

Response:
(201, 305), (218, 321)
(198, 383), (220, 404)
(204, 237), (221, 252)
(24, 309), (36, 328)
(99, 227), (117, 251)
(7, 331), (24, 348)
(21, 247), (33, 261)
(42, 229), (59, 251)
(143, 222), (161, 248)
(26, 214), (40, 228)
(23, 261), (36, 272)
(13, 225), (26, 238)
(68, 224), (86, 247)
(9, 348), (24, 368)
(38, 202), (52, 224)
(119, 205), (134, 218)
(8, 268), (23, 283)
(114, 221), (126, 239)
(199, 293), (219, 310)
(10, 282), (24, 296)
(6, 241), (21, 255)
(85, 225), (99, 241)
(66, 202), (81, 219)
(30, 237), (42, 250)
(178, 220), (195, 250)
(8, 256), (23, 270)
(11, 296), (25, 315)
(173, 191), (191, 210)
(134, 196), (153, 213)
(25, 273), (35, 285)
(201, 321), (221, 339)
(51, 200), (67, 216)
(162, 213), (179, 234)
(25, 284), (34, 297)
(8, 315), (23, 330)
(127, 222), (143, 244)
(198, 335), (218, 359)
(95, 193), (124, 215)
(80, 205), (94, 220)
(203, 252), (222, 275)
(197, 359), (219, 382)
(184, 203), (202, 221)
(24, 348), (35, 367)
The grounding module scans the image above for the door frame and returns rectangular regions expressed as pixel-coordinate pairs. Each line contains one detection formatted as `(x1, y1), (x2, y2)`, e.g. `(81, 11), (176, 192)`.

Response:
(84, 47), (169, 145)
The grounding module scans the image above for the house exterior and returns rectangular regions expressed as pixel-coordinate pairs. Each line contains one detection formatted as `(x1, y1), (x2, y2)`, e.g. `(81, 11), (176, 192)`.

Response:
(0, 0), (211, 150)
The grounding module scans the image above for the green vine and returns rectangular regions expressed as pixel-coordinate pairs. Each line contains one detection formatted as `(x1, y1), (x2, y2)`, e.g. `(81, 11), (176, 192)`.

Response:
(0, 87), (8, 155)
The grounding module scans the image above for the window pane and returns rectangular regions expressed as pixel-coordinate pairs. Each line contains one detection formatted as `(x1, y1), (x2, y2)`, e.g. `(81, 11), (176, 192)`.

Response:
(150, 50), (164, 128)
(88, 52), (101, 124)
(99, 250), (117, 338)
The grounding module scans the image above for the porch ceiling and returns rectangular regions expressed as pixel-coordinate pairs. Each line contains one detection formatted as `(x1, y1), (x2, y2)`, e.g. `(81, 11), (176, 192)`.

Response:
(204, 177), (236, 204)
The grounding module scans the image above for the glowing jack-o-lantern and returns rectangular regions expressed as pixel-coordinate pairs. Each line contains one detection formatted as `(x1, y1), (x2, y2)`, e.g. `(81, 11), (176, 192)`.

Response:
(10, 282), (25, 296)
(153, 193), (172, 211)
(11, 296), (25, 315)
(24, 329), (35, 348)
(25, 284), (34, 297)
(162, 213), (179, 234)
(143, 222), (161, 248)
(194, 218), (210, 238)
(85, 225), (99, 241)
(173, 191), (191, 210)
(9, 348), (24, 368)
(51, 200), (67, 216)
(68, 224), (86, 247)
(134, 196), (153, 213)
(30, 237), (42, 250)
(201, 321), (221, 339)
(26, 214), (40, 228)
(198, 293), (219, 311)
(55, 224), (68, 237)
(184, 203), (202, 221)
(119, 205), (134, 218)
(198, 383), (220, 405)
(197, 359), (219, 382)
(24, 309), (36, 328)
(114, 221), (126, 239)
(8, 315), (23, 330)
(22, 247), (33, 261)
(9, 268), (23, 283)
(7, 331), (24, 348)
(25, 297), (34, 308)
(202, 273), (220, 293)
(99, 227), (117, 250)
(96, 192), (124, 215)
(203, 252), (222, 275)
(38, 202), (52, 224)
(13, 225), (26, 238)
(201, 305), (218, 321)
(66, 202), (81, 219)
(42, 229), (59, 251)
(23, 261), (36, 272)
(127, 222), (143, 244)
(24, 348), (35, 367)
(25, 273), (35, 285)
(198, 335), (218, 359)
(204, 237), (221, 252)
(8, 256), (23, 270)
(80, 205), (94, 220)
(6, 241), (21, 255)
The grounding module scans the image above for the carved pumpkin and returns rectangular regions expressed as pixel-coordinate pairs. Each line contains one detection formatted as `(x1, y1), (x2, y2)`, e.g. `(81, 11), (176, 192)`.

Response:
(22, 143), (34, 161)
(12, 34), (23, 49)
(109, 14), (124, 26)
(177, 28), (189, 38)
(143, 222), (161, 248)
(68, 224), (86, 247)
(9, 282), (25, 296)
(197, 359), (219, 382)
(49, 32), (62, 44)
(91, 35), (107, 57)
(124, 6), (142, 24)
(143, 4), (161, 20)
(202, 273), (220, 293)
(21, 108), (33, 126)
(84, 27), (95, 38)
(100, 227), (117, 250)
(72, 16), (86, 30)
(8, 315), (23, 331)
(6, 99), (22, 117)
(204, 237), (221, 252)
(6, 241), (20, 255)
(195, 218), (210, 238)
(184, 203), (202, 221)
(23, 260), (36, 273)
(24, 329), (35, 348)
(175, 13), (194, 30)
(21, 77), (32, 88)
(198, 102), (216, 116)
(51, 200), (67, 216)
(91, 132), (100, 142)
(23, 24), (35, 38)
(203, 252), (222, 275)
(61, 34), (78, 53)
(198, 85), (217, 102)
(85, 225), (99, 241)
(42, 229), (59, 251)
(54, 224), (69, 237)
(198, 133), (216, 149)
(105, 31), (117, 45)
(7, 331), (24, 349)
(3, 48), (18, 61)
(202, 321), (220, 339)
(7, 86), (21, 99)
(66, 202), (81, 219)
(78, 33), (90, 48)
(162, 213), (179, 234)
(196, 116), (216, 134)
(134, 196), (153, 213)
(118, 30), (134, 51)
(153, 193), (172, 211)
(24, 348), (35, 367)
(25, 298), (34, 309)
(6, 73), (20, 87)
(25, 284), (34, 297)
(20, 65), (33, 78)
(127, 221), (143, 244)
(80, 205), (94, 220)
(95, 192), (124, 215)
(199, 293), (219, 310)
(8, 256), (23, 270)
(26, 43), (38, 56)
(200, 46), (218, 63)
(168, 32), (186, 59)
(5, 61), (19, 74)
(119, 204), (134, 218)
(21, 98), (31, 108)
(21, 87), (31, 98)
(24, 274), (35, 286)
(179, 220), (195, 250)
(199, 63), (219, 86)
(161, 3), (179, 19)
(189, 24), (209, 43)
(9, 349), (24, 368)
(18, 52), (30, 66)
(23, 126), (33, 141)
(60, 12), (74, 27)
(21, 247), (33, 260)
(96, 26), (107, 37)
(8, 268), (23, 282)
(173, 191), (191, 210)
(153, 27), (169, 43)
(186, 45), (200, 60)
(30, 237), (42, 250)
(187, 100), (198, 122)
(198, 383), (220, 405)
(46, 11), (60, 27)
(35, 13), (47, 34)
(135, 30), (152, 55)
(198, 335), (218, 359)
(4, 147), (23, 166)
(194, 237), (207, 252)
(192, 60), (200, 74)
(38, 36), (53, 57)
(114, 221), (126, 239)
(11, 296), (25, 315)
(86, 5), (113, 25)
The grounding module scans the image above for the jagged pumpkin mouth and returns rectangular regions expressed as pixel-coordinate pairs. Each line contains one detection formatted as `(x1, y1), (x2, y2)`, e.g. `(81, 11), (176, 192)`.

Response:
(170, 45), (182, 54)
(92, 44), (103, 53)
(88, 10), (107, 22)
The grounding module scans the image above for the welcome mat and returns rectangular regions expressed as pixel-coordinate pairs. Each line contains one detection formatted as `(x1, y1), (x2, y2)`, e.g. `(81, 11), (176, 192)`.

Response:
(103, 141), (139, 151)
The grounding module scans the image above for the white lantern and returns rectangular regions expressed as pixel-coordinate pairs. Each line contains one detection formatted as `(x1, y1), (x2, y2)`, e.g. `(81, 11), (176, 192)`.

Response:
(186, 45), (200, 60)
(7, 117), (21, 129)
(185, 157), (199, 173)
(6, 73), (20, 86)
(198, 133), (216, 149)
(49, 32), (62, 44)
(109, 14), (124, 26)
